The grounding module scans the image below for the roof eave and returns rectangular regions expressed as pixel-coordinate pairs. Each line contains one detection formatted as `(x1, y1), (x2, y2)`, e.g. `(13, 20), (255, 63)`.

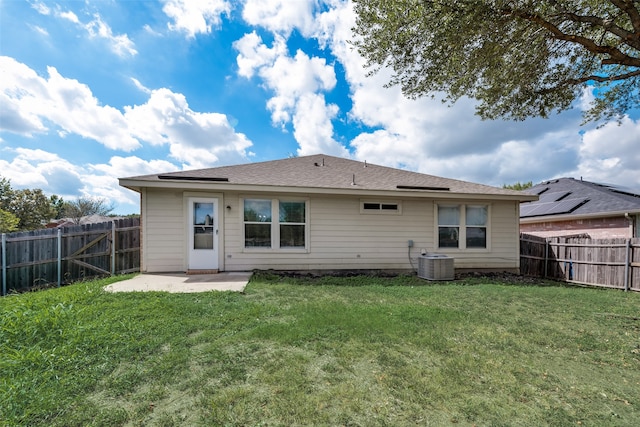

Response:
(520, 209), (640, 223)
(119, 178), (536, 201)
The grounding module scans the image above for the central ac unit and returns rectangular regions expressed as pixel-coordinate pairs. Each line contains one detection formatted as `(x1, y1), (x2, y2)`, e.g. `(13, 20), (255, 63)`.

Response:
(418, 254), (454, 280)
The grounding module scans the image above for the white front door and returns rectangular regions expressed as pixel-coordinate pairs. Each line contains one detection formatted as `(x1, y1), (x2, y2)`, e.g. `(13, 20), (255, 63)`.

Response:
(188, 198), (218, 270)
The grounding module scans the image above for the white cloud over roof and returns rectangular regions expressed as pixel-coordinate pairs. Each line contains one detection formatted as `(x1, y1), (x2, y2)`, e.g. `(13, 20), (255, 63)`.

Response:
(162, 0), (231, 38)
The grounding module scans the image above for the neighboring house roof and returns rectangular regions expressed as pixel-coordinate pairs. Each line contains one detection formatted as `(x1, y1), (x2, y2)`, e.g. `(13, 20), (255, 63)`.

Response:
(45, 215), (123, 228)
(120, 154), (535, 201)
(520, 177), (640, 221)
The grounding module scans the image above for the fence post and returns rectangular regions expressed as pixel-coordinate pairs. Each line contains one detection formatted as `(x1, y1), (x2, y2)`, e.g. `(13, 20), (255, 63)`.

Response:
(111, 221), (116, 276)
(2, 233), (6, 296)
(624, 238), (631, 292)
(544, 238), (549, 279)
(57, 228), (62, 287)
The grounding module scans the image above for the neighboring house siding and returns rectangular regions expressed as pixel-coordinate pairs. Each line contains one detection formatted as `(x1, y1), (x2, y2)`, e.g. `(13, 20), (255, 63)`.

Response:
(521, 216), (632, 238)
(142, 189), (186, 272)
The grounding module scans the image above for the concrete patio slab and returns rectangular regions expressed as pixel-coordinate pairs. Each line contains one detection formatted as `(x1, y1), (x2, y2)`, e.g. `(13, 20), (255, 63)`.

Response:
(104, 272), (252, 293)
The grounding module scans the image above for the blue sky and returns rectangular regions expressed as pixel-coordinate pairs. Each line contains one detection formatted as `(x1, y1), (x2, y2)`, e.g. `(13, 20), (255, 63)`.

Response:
(1, 0), (639, 215)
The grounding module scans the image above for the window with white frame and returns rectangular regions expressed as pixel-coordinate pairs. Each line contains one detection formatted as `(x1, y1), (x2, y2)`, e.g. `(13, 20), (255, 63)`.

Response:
(243, 198), (307, 249)
(360, 200), (401, 214)
(437, 204), (488, 249)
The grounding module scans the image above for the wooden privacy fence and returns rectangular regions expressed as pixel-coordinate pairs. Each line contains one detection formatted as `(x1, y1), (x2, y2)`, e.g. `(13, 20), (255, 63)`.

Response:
(1, 218), (140, 295)
(520, 233), (640, 291)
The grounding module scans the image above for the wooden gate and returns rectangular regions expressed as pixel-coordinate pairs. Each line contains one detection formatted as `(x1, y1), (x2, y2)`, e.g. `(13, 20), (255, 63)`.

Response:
(1, 218), (140, 295)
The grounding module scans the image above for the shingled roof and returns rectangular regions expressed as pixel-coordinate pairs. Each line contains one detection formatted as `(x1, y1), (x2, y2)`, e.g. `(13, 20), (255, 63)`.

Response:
(521, 177), (640, 219)
(121, 154), (533, 199)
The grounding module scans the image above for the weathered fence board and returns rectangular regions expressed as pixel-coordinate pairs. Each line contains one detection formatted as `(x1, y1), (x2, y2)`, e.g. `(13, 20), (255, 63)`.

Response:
(520, 233), (640, 291)
(1, 218), (140, 295)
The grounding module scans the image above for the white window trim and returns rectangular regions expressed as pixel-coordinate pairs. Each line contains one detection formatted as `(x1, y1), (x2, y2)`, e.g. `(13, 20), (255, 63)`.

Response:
(242, 197), (310, 253)
(360, 199), (402, 215)
(435, 203), (491, 252)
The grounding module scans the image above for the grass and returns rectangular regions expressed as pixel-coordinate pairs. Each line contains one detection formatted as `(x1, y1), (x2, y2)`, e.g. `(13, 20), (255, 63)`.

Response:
(1, 273), (639, 426)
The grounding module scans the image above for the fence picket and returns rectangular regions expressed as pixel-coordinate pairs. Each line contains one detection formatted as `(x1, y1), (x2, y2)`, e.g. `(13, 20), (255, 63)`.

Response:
(520, 233), (639, 291)
(1, 218), (140, 295)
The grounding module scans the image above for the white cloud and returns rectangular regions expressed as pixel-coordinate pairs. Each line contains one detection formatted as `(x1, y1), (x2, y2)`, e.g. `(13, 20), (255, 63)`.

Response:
(234, 31), (346, 155)
(574, 117), (640, 188)
(84, 14), (137, 57)
(124, 88), (252, 168)
(162, 0), (231, 38)
(0, 148), (83, 195)
(0, 149), (177, 213)
(1, 57), (253, 170)
(234, 31), (287, 78)
(242, 0), (317, 36)
(32, 3), (134, 56)
(0, 56), (140, 150)
(293, 93), (348, 157)
(131, 77), (151, 94)
(30, 25), (49, 36)
(31, 1), (50, 15)
(36, 5), (136, 58)
(59, 10), (79, 24)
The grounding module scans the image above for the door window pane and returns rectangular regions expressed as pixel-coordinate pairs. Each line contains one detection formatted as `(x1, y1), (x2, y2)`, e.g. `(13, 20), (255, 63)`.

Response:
(194, 203), (213, 225)
(194, 228), (213, 249)
(193, 202), (214, 250)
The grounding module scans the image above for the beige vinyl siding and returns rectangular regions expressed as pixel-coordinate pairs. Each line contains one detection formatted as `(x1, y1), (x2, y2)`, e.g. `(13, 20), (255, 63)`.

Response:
(433, 200), (520, 270)
(142, 189), (186, 272)
(140, 188), (521, 273)
(224, 193), (434, 271)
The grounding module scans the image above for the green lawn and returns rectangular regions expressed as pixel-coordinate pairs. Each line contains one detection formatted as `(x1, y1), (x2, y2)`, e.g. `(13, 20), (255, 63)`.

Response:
(1, 273), (639, 426)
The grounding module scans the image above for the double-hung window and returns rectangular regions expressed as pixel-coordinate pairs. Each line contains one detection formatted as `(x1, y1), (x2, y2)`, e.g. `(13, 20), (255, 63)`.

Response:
(243, 198), (307, 249)
(465, 205), (488, 248)
(244, 199), (272, 247)
(437, 204), (488, 249)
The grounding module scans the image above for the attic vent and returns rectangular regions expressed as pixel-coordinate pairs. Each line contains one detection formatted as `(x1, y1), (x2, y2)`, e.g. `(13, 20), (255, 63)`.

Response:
(396, 185), (450, 191)
(157, 175), (229, 182)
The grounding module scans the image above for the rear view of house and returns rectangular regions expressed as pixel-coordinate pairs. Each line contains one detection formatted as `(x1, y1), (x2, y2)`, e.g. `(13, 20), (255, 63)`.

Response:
(520, 178), (640, 238)
(119, 154), (536, 274)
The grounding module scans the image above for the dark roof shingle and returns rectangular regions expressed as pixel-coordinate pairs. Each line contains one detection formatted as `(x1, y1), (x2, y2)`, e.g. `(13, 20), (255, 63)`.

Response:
(521, 177), (640, 218)
(123, 154), (530, 198)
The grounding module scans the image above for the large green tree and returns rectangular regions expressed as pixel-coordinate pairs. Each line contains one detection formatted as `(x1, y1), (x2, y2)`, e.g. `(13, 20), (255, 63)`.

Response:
(352, 0), (640, 122)
(0, 176), (63, 231)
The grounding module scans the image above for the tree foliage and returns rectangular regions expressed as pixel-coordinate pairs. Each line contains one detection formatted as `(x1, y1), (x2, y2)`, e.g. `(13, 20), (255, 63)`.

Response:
(63, 197), (114, 224)
(0, 209), (20, 233)
(352, 0), (640, 122)
(0, 176), (63, 231)
(503, 181), (534, 190)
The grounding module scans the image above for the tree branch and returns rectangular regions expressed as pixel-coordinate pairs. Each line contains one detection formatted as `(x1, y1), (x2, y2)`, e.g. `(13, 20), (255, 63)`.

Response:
(610, 0), (640, 33)
(565, 68), (640, 84)
(506, 8), (640, 68)
(553, 10), (640, 51)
